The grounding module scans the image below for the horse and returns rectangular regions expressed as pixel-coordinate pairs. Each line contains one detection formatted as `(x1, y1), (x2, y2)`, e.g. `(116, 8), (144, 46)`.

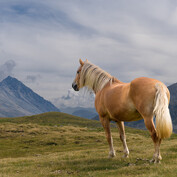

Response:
(72, 59), (173, 163)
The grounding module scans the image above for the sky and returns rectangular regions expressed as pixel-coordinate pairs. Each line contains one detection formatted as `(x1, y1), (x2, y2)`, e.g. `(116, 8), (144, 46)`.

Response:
(0, 0), (177, 107)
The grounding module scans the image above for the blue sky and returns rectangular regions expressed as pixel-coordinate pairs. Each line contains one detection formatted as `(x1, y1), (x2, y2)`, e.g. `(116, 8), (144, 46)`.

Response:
(0, 0), (177, 106)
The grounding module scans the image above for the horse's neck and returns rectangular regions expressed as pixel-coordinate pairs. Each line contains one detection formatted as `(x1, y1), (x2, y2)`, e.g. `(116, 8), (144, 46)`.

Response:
(91, 76), (123, 94)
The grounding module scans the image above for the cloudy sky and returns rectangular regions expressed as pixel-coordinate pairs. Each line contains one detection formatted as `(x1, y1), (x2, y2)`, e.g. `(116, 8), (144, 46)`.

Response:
(0, 0), (177, 105)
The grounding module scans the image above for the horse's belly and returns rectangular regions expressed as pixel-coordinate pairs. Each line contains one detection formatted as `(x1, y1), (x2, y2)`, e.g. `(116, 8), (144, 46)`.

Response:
(107, 104), (143, 122)
(113, 110), (142, 122)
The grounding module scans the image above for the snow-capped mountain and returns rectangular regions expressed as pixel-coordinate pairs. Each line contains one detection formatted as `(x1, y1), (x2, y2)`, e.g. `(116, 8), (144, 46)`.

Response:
(52, 88), (95, 108)
(0, 76), (60, 117)
(52, 88), (97, 119)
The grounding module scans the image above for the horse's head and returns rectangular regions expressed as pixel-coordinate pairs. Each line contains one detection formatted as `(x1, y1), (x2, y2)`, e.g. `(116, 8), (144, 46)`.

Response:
(72, 59), (86, 91)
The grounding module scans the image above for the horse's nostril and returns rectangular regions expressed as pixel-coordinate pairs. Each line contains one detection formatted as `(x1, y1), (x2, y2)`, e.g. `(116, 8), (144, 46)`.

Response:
(72, 83), (79, 91)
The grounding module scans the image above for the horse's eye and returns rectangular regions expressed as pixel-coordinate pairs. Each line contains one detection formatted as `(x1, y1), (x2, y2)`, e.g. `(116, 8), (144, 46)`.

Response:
(77, 71), (80, 74)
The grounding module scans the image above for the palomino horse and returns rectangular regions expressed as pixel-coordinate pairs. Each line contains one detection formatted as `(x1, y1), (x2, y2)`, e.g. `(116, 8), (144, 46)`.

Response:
(72, 59), (173, 163)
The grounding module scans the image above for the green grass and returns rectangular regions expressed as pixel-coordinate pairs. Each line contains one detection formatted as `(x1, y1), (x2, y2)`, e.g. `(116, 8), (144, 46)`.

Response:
(0, 112), (102, 128)
(0, 112), (176, 177)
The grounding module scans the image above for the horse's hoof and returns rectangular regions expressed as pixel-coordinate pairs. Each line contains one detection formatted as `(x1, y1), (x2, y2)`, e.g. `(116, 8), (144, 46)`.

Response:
(150, 159), (161, 164)
(158, 155), (162, 160)
(154, 160), (161, 164)
(122, 154), (129, 158)
(109, 154), (116, 158)
(109, 152), (116, 158)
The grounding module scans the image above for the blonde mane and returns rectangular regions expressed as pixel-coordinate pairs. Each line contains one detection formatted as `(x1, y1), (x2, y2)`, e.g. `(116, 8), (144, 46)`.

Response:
(80, 61), (113, 93)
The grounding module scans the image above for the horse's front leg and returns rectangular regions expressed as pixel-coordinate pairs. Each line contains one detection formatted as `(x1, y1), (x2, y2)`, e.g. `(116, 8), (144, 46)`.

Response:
(99, 116), (115, 158)
(117, 121), (129, 158)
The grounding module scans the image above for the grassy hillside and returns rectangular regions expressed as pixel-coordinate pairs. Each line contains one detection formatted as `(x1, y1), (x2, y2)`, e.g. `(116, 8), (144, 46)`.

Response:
(0, 112), (102, 128)
(0, 112), (177, 177)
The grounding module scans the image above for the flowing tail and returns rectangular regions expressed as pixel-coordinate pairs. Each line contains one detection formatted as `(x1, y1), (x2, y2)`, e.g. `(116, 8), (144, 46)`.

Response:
(153, 83), (173, 139)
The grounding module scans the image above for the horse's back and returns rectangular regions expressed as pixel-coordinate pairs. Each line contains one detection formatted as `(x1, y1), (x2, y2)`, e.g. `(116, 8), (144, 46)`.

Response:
(129, 77), (168, 100)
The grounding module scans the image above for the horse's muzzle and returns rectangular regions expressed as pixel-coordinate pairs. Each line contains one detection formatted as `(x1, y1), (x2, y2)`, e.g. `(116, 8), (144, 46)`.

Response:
(72, 82), (79, 91)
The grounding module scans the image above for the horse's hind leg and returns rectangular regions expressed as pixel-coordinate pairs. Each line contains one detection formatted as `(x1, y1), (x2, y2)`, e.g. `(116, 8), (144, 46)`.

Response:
(117, 121), (129, 158)
(99, 116), (115, 158)
(144, 118), (162, 163)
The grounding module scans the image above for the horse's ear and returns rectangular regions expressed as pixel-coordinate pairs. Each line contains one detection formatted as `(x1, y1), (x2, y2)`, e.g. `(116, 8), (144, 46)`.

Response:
(79, 59), (84, 66)
(85, 59), (88, 62)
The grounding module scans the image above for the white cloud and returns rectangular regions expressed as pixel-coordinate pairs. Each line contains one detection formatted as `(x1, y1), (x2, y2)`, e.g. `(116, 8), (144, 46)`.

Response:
(0, 60), (16, 81)
(0, 0), (177, 105)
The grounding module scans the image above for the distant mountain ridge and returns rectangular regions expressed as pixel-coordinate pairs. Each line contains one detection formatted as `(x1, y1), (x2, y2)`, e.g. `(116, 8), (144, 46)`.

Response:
(0, 76), (60, 117)
(60, 107), (97, 119)
(168, 83), (177, 129)
(1, 75), (177, 133)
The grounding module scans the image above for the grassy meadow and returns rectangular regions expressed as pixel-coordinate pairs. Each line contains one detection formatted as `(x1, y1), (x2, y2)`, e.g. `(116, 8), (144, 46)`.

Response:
(0, 112), (176, 177)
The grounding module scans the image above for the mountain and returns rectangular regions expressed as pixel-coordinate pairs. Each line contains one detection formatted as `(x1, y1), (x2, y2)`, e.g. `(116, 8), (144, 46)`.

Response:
(60, 107), (97, 119)
(52, 89), (95, 108)
(0, 76), (60, 117)
(52, 88), (96, 119)
(168, 83), (177, 130)
(71, 108), (97, 119)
